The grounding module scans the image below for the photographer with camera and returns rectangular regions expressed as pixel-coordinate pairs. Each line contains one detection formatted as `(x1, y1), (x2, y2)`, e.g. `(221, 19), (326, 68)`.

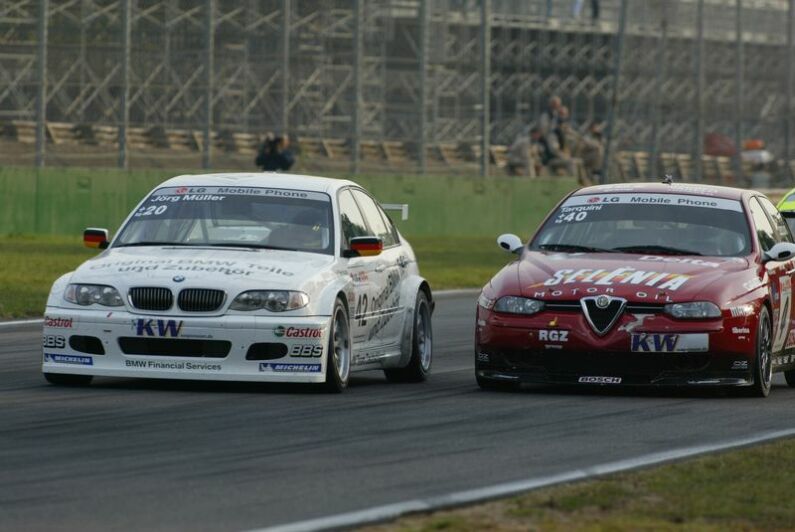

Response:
(255, 133), (295, 172)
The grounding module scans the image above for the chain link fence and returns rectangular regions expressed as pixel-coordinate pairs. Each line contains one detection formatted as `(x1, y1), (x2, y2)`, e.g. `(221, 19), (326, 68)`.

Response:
(1, 0), (794, 184)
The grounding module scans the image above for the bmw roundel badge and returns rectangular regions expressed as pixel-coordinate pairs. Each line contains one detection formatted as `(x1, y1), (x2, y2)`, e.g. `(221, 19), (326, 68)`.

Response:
(173, 275), (186, 283)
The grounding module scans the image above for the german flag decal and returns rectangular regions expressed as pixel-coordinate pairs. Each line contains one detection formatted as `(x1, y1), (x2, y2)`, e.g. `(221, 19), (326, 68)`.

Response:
(350, 237), (383, 257)
(83, 228), (109, 249)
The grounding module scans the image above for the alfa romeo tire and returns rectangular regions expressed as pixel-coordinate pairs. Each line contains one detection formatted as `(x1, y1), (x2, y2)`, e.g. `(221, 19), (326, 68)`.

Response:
(749, 306), (773, 397)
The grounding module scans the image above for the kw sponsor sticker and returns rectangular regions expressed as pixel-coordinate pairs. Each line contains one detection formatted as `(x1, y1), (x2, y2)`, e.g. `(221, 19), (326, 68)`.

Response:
(44, 316), (73, 328)
(134, 319), (183, 337)
(274, 326), (323, 338)
(578, 376), (622, 384)
(259, 363), (321, 373)
(44, 353), (92, 365)
(539, 267), (691, 291)
(630, 333), (708, 353)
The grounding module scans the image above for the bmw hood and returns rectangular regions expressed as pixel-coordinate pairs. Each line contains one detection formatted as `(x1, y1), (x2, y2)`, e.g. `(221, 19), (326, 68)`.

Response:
(518, 252), (751, 302)
(70, 246), (335, 293)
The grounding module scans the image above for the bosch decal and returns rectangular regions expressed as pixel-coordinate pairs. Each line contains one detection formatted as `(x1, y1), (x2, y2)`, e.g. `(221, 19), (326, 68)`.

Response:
(578, 376), (622, 384)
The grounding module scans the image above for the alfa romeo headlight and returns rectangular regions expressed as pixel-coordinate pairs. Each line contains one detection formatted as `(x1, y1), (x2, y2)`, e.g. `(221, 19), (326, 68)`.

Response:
(494, 296), (544, 315)
(64, 284), (124, 307)
(230, 290), (309, 312)
(664, 301), (721, 319)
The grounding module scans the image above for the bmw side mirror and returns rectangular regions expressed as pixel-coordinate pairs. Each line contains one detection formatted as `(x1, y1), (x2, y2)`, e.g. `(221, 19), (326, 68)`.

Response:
(763, 242), (795, 263)
(83, 228), (110, 250)
(344, 236), (383, 258)
(497, 233), (523, 254)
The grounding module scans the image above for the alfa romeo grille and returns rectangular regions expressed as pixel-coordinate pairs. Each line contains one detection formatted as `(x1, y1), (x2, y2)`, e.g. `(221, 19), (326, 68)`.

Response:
(178, 288), (225, 312)
(129, 287), (173, 311)
(580, 296), (626, 336)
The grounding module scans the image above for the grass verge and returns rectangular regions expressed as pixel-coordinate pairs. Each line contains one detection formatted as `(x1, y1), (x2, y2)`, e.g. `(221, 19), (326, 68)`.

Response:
(364, 437), (795, 531)
(0, 234), (511, 319)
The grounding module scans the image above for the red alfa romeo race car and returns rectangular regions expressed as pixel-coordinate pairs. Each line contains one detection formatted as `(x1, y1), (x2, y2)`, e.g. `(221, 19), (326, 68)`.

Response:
(476, 181), (795, 397)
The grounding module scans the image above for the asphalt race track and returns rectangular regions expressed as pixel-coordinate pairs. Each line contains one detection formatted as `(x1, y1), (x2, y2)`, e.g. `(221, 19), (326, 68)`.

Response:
(3, 292), (795, 531)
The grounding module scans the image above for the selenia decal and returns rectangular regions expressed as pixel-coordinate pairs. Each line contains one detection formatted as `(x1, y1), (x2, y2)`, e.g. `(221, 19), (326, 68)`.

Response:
(540, 267), (690, 291)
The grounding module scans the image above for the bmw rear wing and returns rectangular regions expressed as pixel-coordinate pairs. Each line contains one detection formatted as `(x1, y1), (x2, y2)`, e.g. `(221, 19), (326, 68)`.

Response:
(380, 203), (409, 221)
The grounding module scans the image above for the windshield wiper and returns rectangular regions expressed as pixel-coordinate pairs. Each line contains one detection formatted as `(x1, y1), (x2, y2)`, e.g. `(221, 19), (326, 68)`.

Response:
(611, 245), (702, 256)
(206, 243), (298, 251)
(115, 241), (195, 247)
(538, 243), (614, 253)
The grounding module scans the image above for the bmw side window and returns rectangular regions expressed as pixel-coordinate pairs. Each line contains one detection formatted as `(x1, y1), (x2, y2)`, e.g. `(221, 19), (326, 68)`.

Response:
(338, 190), (369, 250)
(351, 190), (395, 247)
(758, 196), (794, 244)
(376, 207), (400, 246)
(749, 198), (777, 252)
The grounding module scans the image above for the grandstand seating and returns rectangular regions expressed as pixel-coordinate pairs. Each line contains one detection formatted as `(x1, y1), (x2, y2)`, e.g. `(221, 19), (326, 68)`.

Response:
(3, 119), (794, 183)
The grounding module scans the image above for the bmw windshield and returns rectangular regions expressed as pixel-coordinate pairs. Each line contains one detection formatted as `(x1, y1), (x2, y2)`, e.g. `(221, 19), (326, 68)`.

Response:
(531, 192), (751, 257)
(115, 186), (334, 255)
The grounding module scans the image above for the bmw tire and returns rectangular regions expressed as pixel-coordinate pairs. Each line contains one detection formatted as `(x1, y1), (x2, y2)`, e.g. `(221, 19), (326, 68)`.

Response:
(324, 298), (351, 393)
(384, 291), (432, 383)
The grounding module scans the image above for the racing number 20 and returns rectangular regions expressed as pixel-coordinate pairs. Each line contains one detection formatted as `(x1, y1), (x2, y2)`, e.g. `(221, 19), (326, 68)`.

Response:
(134, 205), (168, 217)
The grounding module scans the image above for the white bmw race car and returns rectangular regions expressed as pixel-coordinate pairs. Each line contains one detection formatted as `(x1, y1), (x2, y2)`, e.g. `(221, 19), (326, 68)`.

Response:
(42, 173), (433, 392)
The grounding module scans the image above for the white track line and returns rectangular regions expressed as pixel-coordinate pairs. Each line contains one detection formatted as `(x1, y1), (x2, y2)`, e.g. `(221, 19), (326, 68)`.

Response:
(0, 318), (43, 328)
(254, 427), (795, 532)
(0, 290), (479, 328)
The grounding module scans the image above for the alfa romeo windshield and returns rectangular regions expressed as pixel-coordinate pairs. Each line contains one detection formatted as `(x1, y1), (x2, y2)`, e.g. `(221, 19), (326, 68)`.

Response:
(530, 193), (752, 257)
(115, 186), (334, 255)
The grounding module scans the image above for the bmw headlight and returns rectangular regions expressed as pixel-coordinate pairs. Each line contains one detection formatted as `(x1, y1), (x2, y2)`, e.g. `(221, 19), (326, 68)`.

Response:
(230, 290), (309, 312)
(64, 284), (124, 307)
(664, 301), (721, 319)
(493, 296), (545, 315)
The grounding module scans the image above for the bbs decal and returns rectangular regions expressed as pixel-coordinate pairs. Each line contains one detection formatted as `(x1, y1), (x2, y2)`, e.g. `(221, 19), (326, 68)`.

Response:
(42, 335), (66, 349)
(290, 344), (323, 357)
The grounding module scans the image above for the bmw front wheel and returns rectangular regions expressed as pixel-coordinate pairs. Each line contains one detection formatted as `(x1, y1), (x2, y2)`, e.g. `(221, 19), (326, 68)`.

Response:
(324, 298), (351, 393)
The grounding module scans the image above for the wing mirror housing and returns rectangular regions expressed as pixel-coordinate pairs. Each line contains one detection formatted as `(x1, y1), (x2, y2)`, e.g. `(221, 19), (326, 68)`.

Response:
(497, 233), (524, 254)
(344, 236), (383, 258)
(763, 242), (795, 263)
(84, 228), (110, 249)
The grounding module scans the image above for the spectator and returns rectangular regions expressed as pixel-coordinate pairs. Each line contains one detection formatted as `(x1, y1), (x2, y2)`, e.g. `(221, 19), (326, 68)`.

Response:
(256, 133), (295, 171)
(506, 127), (532, 176)
(546, 120), (576, 177)
(577, 122), (605, 184)
(573, 0), (599, 21)
(538, 95), (563, 137)
(529, 126), (574, 177)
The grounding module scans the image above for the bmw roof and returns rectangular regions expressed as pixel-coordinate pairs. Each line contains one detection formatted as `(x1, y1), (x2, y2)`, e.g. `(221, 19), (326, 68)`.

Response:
(158, 172), (358, 194)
